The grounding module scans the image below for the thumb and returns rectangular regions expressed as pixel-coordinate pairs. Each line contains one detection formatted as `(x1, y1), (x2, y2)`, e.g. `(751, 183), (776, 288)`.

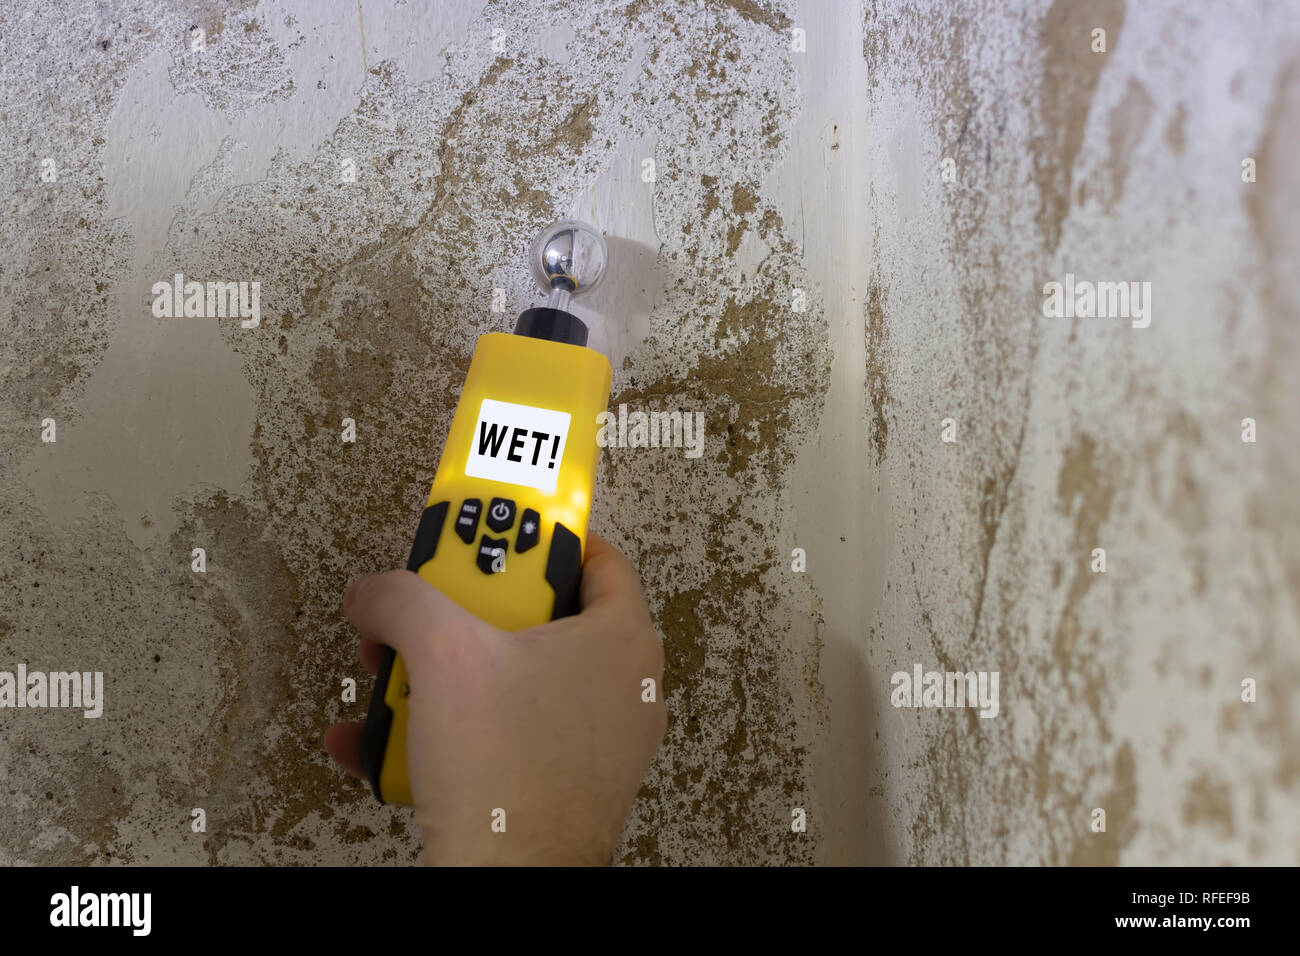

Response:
(342, 570), (483, 679)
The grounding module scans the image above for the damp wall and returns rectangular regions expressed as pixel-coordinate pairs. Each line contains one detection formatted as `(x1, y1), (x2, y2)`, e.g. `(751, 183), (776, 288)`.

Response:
(0, 0), (1296, 865)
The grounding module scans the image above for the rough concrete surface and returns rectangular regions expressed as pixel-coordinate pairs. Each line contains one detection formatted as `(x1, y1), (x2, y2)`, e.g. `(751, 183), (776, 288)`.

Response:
(0, 0), (1295, 865)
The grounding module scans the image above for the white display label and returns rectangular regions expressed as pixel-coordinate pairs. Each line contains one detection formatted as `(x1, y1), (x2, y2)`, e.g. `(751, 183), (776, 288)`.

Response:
(465, 398), (571, 493)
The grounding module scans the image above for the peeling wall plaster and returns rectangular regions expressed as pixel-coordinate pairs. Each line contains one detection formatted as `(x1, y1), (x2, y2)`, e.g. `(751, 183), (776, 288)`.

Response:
(0, 0), (1295, 865)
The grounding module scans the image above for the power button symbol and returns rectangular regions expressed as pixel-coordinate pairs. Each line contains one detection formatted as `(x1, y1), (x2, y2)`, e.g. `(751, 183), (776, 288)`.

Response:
(486, 498), (516, 533)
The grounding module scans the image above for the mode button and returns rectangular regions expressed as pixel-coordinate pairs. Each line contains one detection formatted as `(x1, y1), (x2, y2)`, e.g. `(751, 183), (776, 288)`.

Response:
(454, 499), (482, 543)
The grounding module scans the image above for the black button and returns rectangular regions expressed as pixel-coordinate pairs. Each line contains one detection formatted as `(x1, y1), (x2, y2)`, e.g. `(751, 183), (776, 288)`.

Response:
(516, 509), (540, 553)
(486, 497), (515, 533)
(454, 499), (481, 543)
(476, 535), (509, 574)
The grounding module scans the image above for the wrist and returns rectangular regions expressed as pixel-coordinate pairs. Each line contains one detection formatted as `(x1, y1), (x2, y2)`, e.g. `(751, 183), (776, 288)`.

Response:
(420, 824), (613, 867)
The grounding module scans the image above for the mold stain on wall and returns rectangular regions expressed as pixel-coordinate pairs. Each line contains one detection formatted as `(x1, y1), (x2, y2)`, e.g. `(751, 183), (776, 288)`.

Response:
(861, 0), (1298, 866)
(0, 0), (829, 864)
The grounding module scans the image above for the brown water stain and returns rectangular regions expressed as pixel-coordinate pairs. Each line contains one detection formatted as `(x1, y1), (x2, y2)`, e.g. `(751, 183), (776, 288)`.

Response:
(1104, 77), (1154, 210)
(1053, 434), (1117, 666)
(1163, 102), (1187, 155)
(1182, 770), (1235, 839)
(1066, 741), (1138, 865)
(865, 264), (891, 466)
(168, 491), (303, 862)
(1032, 0), (1125, 250)
(716, 0), (792, 33)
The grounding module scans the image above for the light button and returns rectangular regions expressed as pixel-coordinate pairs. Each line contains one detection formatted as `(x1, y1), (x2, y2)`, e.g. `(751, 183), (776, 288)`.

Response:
(516, 509), (540, 553)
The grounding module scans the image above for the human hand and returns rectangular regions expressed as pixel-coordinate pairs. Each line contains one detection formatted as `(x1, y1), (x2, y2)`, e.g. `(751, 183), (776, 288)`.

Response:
(324, 532), (666, 865)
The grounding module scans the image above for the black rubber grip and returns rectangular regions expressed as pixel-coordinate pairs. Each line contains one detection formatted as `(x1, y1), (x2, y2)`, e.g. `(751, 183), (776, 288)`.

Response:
(360, 647), (397, 803)
(406, 501), (450, 572)
(545, 522), (583, 619)
(360, 501), (449, 803)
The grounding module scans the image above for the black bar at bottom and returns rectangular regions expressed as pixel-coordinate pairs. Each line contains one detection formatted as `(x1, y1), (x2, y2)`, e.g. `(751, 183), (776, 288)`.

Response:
(0, 865), (1277, 942)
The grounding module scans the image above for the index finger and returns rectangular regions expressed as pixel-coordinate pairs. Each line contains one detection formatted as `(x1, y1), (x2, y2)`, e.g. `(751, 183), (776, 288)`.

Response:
(342, 569), (479, 677)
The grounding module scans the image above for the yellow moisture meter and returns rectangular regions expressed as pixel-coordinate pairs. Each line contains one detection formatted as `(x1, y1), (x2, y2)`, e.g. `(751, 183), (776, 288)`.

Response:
(361, 220), (613, 805)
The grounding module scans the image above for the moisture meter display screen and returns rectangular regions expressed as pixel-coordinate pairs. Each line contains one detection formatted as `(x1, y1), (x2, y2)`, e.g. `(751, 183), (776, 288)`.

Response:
(465, 398), (572, 494)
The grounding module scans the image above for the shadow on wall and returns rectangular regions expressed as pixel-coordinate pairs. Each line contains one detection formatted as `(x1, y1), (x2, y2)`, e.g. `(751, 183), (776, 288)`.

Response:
(822, 628), (894, 863)
(583, 235), (661, 365)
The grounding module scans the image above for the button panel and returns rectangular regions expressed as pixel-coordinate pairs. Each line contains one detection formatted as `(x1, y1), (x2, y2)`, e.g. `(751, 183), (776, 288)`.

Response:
(442, 498), (552, 575)
(486, 497), (516, 533)
(454, 499), (482, 543)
